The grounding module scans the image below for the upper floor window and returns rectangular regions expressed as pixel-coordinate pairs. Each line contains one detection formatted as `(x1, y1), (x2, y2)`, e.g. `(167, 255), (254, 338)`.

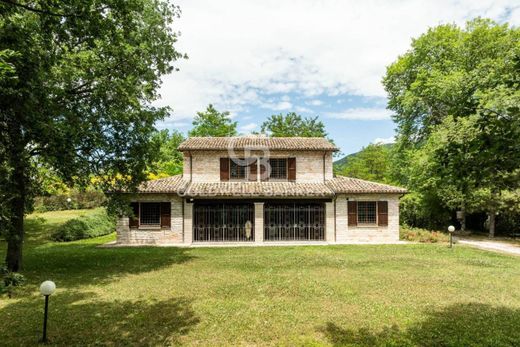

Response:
(230, 158), (247, 180)
(268, 158), (287, 179)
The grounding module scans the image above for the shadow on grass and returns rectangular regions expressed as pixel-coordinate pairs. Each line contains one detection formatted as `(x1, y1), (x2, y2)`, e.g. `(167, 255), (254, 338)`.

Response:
(19, 243), (194, 288)
(0, 291), (199, 346)
(320, 303), (520, 346)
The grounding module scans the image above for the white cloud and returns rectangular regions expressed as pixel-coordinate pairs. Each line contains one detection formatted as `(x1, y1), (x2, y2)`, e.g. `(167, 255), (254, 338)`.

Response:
(261, 100), (293, 111)
(372, 136), (396, 145)
(157, 0), (520, 124)
(308, 99), (323, 106)
(326, 108), (392, 120)
(239, 122), (258, 133)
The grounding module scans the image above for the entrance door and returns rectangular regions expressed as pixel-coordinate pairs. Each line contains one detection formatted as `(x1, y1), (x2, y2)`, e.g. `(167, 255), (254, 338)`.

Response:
(193, 202), (255, 242)
(264, 202), (325, 241)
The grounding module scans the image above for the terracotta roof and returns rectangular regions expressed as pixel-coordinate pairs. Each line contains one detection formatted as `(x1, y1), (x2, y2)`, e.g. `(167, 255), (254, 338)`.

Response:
(183, 182), (334, 198)
(138, 175), (189, 193)
(326, 176), (407, 194)
(137, 175), (406, 196)
(178, 136), (339, 152)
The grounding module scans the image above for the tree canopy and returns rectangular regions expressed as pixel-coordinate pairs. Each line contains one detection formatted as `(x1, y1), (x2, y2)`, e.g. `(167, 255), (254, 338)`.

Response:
(336, 144), (392, 184)
(259, 112), (329, 138)
(188, 104), (238, 137)
(383, 18), (520, 235)
(0, 0), (184, 270)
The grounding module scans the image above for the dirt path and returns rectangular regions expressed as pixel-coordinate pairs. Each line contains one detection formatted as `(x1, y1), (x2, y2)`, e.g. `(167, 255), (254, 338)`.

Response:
(458, 238), (520, 256)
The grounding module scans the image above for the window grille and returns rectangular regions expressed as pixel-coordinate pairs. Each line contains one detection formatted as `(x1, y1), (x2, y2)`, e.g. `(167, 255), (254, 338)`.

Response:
(230, 158), (247, 179)
(264, 202), (324, 241)
(140, 202), (161, 225)
(268, 158), (287, 179)
(357, 201), (377, 224)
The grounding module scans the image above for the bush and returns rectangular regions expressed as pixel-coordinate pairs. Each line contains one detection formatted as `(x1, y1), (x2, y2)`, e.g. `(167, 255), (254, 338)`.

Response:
(399, 192), (451, 230)
(0, 264), (26, 298)
(400, 225), (450, 243)
(34, 190), (106, 212)
(51, 210), (115, 242)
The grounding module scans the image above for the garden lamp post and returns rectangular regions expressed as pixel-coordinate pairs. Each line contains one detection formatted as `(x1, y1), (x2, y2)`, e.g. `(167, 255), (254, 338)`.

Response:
(448, 225), (455, 248)
(66, 197), (72, 209)
(39, 280), (56, 343)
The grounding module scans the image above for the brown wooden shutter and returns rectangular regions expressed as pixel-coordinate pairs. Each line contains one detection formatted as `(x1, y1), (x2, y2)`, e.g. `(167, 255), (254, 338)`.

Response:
(378, 201), (388, 226)
(288, 157), (296, 181)
(160, 202), (171, 229)
(248, 158), (257, 181)
(260, 158), (269, 181)
(129, 202), (139, 228)
(220, 158), (229, 181)
(348, 201), (357, 226)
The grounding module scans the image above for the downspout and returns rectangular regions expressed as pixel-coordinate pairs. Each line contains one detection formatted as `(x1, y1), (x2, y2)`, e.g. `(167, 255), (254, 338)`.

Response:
(334, 195), (337, 243)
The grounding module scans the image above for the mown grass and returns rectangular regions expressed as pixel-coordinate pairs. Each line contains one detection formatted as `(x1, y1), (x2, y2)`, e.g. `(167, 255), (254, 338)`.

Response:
(1, 210), (520, 346)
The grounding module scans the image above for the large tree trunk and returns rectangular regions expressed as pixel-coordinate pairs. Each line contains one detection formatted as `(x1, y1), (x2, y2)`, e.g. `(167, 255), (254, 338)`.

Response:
(5, 121), (27, 272)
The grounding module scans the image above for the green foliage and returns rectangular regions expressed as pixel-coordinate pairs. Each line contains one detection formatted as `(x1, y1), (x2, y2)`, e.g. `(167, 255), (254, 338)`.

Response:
(50, 210), (115, 242)
(399, 225), (450, 243)
(399, 192), (451, 230)
(0, 264), (26, 298)
(188, 104), (237, 137)
(335, 144), (392, 183)
(34, 190), (106, 212)
(259, 112), (329, 138)
(383, 19), (520, 231)
(151, 129), (186, 176)
(1, 0), (185, 270)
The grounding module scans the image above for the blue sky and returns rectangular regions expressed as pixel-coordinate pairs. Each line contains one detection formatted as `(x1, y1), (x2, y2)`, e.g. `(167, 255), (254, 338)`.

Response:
(154, 0), (520, 156)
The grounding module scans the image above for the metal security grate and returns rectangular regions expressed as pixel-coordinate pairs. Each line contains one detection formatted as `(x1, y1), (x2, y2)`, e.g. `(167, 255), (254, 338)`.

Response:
(264, 202), (325, 241)
(358, 201), (377, 224)
(140, 202), (161, 225)
(193, 203), (255, 242)
(268, 158), (287, 179)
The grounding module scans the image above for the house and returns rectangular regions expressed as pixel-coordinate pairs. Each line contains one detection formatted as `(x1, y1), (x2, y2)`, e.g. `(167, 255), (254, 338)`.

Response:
(116, 136), (407, 245)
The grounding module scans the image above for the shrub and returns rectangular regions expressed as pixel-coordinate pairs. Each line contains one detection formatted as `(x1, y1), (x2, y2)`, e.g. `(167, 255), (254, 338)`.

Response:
(34, 190), (106, 212)
(51, 210), (115, 242)
(400, 225), (450, 243)
(0, 264), (26, 298)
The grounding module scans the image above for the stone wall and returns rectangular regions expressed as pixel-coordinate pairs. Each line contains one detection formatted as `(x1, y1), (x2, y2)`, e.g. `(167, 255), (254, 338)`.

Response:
(335, 194), (400, 243)
(183, 150), (334, 183)
(116, 194), (184, 245)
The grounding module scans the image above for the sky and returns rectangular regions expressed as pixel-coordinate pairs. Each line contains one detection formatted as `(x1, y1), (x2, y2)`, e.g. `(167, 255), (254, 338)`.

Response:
(155, 0), (520, 156)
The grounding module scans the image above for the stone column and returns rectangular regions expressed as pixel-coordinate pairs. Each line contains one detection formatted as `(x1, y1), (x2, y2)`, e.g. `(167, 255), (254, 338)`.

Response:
(325, 201), (335, 243)
(254, 202), (264, 244)
(116, 216), (130, 244)
(183, 199), (193, 244)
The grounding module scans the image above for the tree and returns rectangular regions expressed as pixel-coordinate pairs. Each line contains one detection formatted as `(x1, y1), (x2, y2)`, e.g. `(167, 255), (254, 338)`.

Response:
(0, 0), (184, 271)
(383, 19), (520, 235)
(151, 129), (186, 176)
(336, 144), (392, 183)
(259, 112), (329, 138)
(188, 104), (237, 137)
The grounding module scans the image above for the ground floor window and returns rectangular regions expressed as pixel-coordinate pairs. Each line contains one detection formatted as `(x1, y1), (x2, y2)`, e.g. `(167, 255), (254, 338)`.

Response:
(264, 202), (325, 241)
(140, 202), (161, 226)
(357, 201), (377, 224)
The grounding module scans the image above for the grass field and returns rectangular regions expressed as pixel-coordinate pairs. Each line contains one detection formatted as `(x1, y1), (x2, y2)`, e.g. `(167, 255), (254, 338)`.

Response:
(1, 209), (520, 346)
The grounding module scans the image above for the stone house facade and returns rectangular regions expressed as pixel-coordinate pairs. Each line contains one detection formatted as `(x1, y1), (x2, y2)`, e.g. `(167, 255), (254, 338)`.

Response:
(116, 136), (406, 245)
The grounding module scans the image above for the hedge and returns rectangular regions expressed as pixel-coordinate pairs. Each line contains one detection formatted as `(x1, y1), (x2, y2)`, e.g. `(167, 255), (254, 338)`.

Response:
(51, 210), (115, 242)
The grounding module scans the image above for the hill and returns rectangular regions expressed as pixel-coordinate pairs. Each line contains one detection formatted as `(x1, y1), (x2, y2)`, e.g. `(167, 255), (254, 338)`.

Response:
(334, 143), (393, 168)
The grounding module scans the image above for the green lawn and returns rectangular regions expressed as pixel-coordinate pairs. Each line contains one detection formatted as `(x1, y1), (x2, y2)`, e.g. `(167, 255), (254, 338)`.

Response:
(1, 210), (520, 346)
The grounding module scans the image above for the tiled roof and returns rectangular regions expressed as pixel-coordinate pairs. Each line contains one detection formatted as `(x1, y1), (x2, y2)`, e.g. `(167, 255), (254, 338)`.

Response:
(326, 176), (407, 194)
(138, 175), (189, 193)
(137, 175), (407, 196)
(178, 136), (339, 152)
(183, 182), (334, 198)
